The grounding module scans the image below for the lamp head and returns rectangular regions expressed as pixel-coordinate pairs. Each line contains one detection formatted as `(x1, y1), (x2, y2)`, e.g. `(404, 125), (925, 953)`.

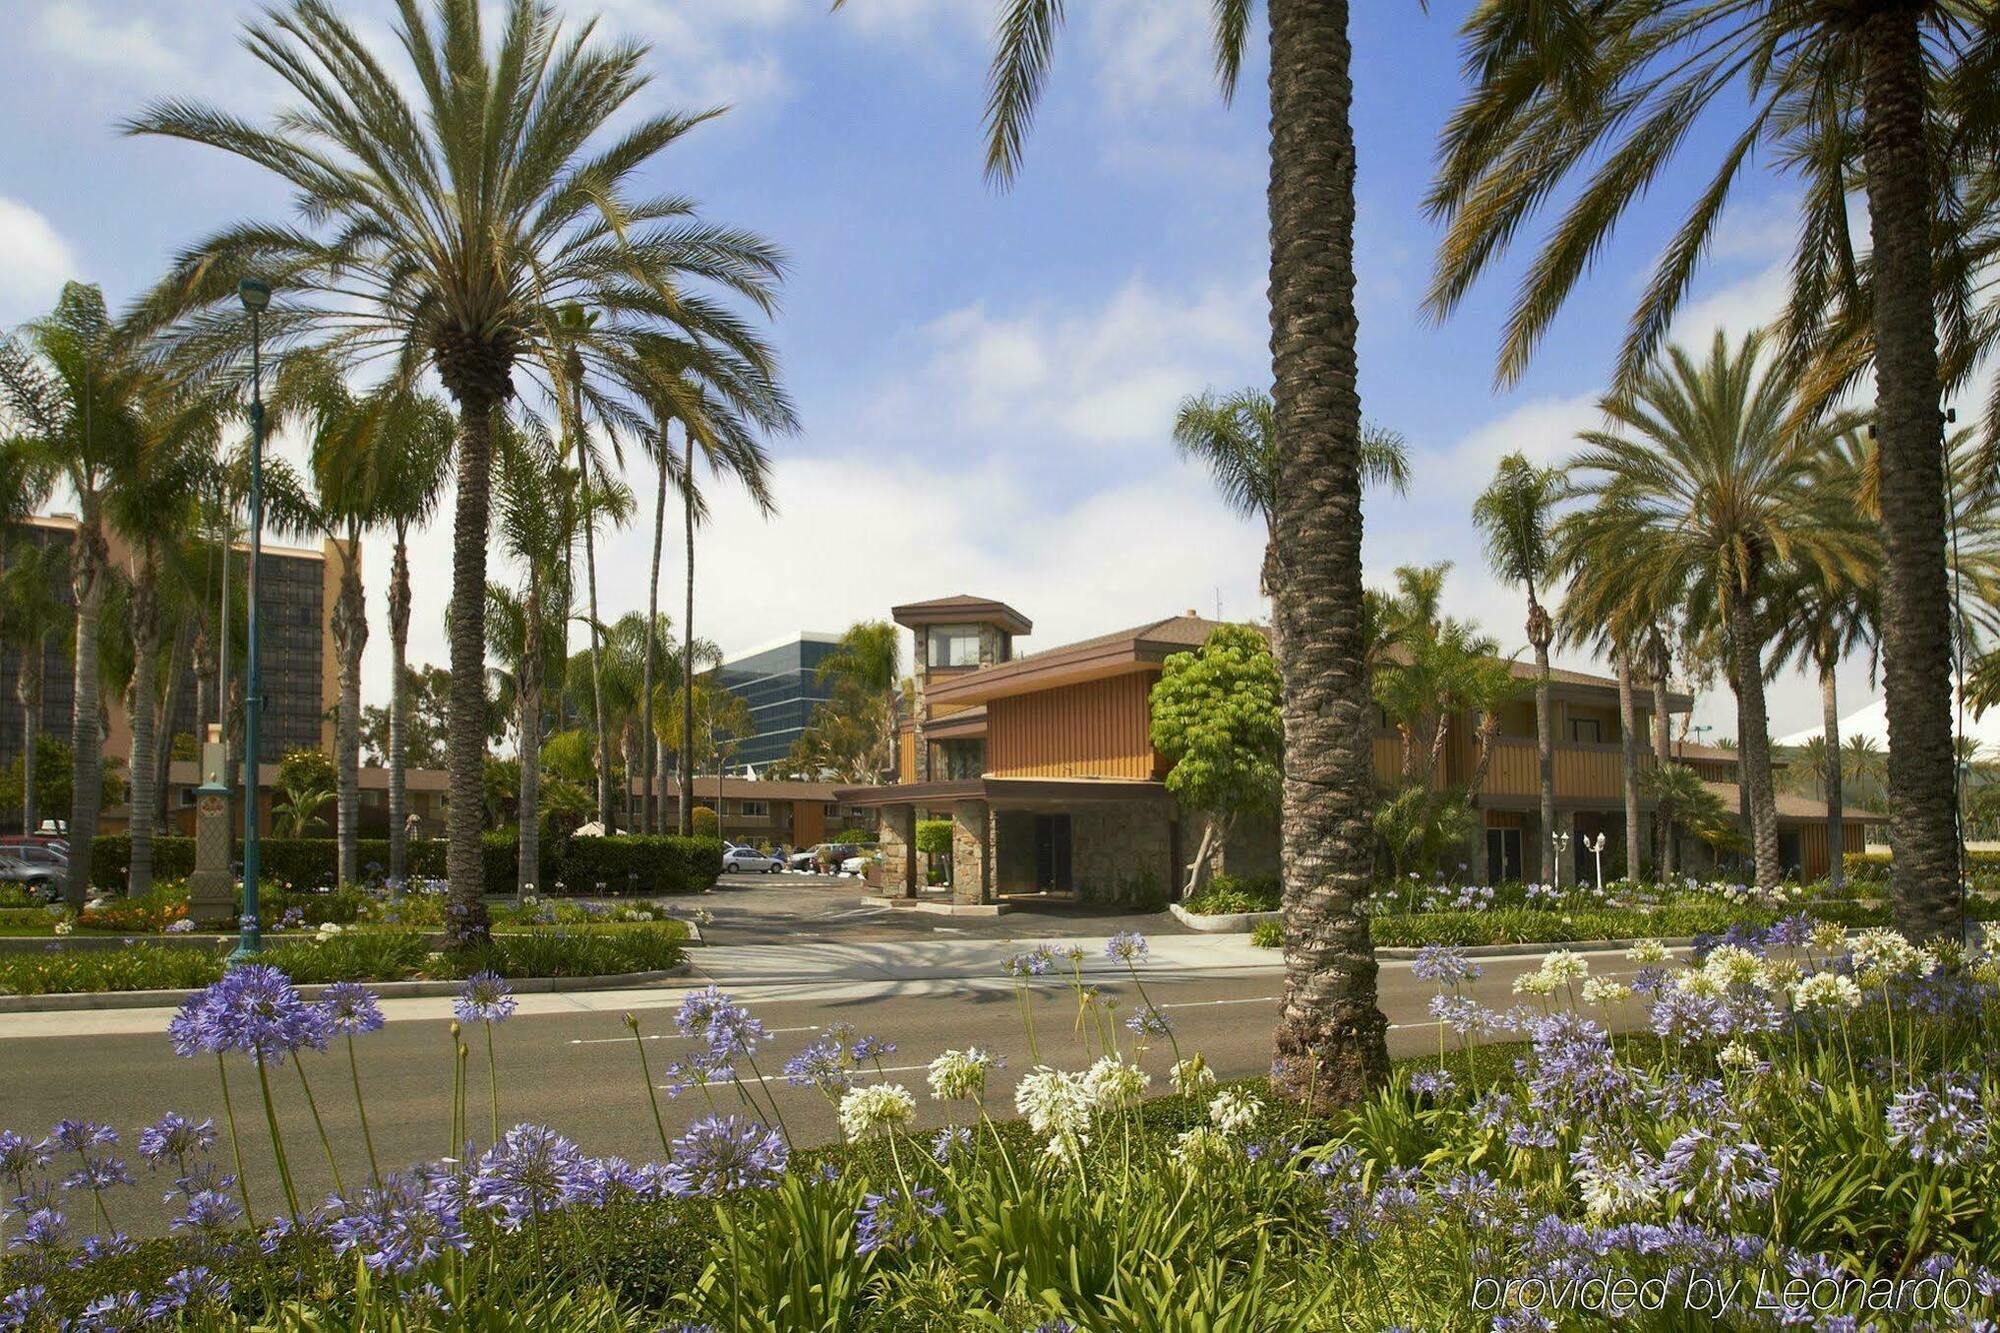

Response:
(237, 279), (272, 313)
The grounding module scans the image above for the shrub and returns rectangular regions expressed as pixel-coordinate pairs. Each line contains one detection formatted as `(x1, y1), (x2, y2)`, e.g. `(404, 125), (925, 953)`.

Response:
(914, 819), (953, 858)
(1250, 918), (1283, 948)
(260, 930), (431, 983)
(441, 923), (688, 978)
(551, 835), (722, 896)
(0, 943), (226, 995)
(1184, 873), (1281, 915)
(691, 805), (719, 838)
(88, 836), (449, 892)
(78, 886), (190, 933)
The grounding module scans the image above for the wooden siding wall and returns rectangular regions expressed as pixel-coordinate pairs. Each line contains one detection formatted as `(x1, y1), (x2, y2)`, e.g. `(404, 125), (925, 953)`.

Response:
(988, 672), (1161, 779)
(897, 730), (916, 783)
(1796, 820), (1868, 882)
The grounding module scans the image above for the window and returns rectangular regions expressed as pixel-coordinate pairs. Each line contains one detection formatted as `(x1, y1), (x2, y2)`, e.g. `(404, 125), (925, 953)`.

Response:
(927, 625), (983, 669)
(1570, 718), (1602, 744)
(740, 800), (770, 818)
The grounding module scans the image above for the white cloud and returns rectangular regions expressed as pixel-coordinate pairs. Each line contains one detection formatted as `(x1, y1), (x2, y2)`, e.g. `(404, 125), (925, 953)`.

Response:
(0, 197), (78, 327)
(1084, 0), (1217, 115)
(35, 3), (197, 84)
(903, 272), (1265, 451)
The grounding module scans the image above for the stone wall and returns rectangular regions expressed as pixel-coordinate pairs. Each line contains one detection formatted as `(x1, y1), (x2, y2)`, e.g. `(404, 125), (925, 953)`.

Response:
(993, 808), (1037, 893)
(951, 799), (990, 905)
(1071, 800), (1172, 908)
(877, 805), (915, 896)
(1206, 809), (1281, 882)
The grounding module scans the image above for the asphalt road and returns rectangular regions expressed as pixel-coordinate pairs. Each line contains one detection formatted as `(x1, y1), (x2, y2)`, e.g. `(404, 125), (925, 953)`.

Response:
(694, 872), (1187, 945)
(0, 919), (1660, 1236)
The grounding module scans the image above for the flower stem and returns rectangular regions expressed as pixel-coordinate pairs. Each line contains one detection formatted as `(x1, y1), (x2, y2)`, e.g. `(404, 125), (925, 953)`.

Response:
(630, 1027), (671, 1156)
(485, 1022), (501, 1147)
(215, 1054), (257, 1226)
(347, 1034), (381, 1189)
(254, 1052), (302, 1221)
(293, 1056), (344, 1197)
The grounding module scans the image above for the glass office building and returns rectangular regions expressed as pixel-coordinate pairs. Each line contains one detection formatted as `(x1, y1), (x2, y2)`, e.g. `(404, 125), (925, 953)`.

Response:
(715, 633), (842, 771)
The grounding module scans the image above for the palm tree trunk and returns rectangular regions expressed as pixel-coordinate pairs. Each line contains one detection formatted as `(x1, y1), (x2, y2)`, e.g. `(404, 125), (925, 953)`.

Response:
(1652, 653), (1674, 882)
(1529, 599), (1556, 885)
(18, 649), (40, 835)
(64, 518), (109, 908)
(1728, 597), (1781, 888)
(680, 429), (695, 838)
(575, 439), (612, 830)
(331, 544), (367, 887)
(444, 401), (497, 945)
(1822, 662), (1844, 894)
(127, 560), (162, 897)
(157, 613), (194, 822)
(1860, 8), (1957, 940)
(388, 529), (413, 883)
(1265, 0), (1389, 1111)
(643, 441), (667, 835)
(518, 572), (543, 895)
(1617, 650), (1640, 881)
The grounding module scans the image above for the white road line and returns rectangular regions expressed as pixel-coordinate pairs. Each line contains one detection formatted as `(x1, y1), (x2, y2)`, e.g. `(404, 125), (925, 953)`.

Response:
(1157, 995), (1279, 1009)
(569, 1024), (821, 1047)
(663, 1062), (931, 1090)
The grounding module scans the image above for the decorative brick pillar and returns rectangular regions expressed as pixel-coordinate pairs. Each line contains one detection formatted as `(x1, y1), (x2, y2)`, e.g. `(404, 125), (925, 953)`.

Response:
(911, 627), (932, 783)
(951, 799), (990, 905)
(878, 805), (916, 898)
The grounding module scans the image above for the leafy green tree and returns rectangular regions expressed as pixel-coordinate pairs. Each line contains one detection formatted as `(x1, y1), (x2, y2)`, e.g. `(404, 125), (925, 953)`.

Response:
(0, 736), (127, 832)
(1472, 453), (1567, 882)
(2, 543), (69, 835)
(272, 748), (336, 839)
(914, 819), (953, 886)
(816, 621), (903, 782)
(838, 0), (1393, 1107)
(128, 0), (793, 943)
(1150, 625), (1284, 899)
(1563, 330), (1871, 889)
(1426, 0), (2000, 939)
(362, 667), (452, 771)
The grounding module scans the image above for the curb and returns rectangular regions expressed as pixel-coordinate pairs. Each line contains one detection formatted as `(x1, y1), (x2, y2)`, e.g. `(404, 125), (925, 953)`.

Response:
(860, 896), (1010, 918)
(0, 961), (693, 1014)
(1169, 903), (1281, 934)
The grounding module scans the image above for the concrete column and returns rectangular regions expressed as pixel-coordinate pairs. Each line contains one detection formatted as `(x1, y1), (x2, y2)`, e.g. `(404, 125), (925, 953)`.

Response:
(951, 799), (990, 905)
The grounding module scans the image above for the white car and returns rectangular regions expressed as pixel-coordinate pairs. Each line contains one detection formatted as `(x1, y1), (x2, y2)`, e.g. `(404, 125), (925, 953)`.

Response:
(722, 844), (785, 874)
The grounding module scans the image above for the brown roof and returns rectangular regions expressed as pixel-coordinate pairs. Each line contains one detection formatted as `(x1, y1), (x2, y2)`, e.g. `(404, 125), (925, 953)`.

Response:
(892, 594), (1033, 635)
(167, 760), (449, 792)
(927, 613), (1228, 704)
(1700, 780), (1883, 824)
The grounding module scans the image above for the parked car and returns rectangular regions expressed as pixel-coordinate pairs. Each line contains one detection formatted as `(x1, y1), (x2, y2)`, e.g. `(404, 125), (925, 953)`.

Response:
(840, 853), (881, 877)
(0, 849), (63, 903)
(721, 843), (785, 874)
(0, 840), (67, 872)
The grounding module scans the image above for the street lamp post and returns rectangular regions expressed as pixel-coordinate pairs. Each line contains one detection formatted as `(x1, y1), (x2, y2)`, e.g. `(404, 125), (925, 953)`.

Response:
(1551, 828), (1571, 894)
(230, 278), (271, 964)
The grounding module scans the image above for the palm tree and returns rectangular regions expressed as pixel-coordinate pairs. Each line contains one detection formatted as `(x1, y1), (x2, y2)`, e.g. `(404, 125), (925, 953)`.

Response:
(0, 283), (158, 906)
(1426, 2), (2000, 940)
(1472, 452), (1567, 882)
(843, 0), (1394, 1105)
(1173, 386), (1410, 595)
(816, 622), (903, 782)
(0, 437), (55, 646)
(2, 545), (69, 836)
(373, 391), (455, 883)
(127, 0), (792, 943)
(491, 416), (576, 893)
(1768, 564), (1877, 894)
(1565, 330), (1872, 888)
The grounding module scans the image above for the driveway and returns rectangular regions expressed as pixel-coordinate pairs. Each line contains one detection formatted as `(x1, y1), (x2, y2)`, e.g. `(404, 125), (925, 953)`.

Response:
(694, 871), (1189, 946)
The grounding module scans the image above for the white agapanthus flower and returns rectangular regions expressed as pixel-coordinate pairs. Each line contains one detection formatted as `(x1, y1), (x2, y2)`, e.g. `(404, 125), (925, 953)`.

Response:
(1580, 977), (1632, 1008)
(837, 1083), (916, 1142)
(1718, 1041), (1760, 1072)
(1208, 1088), (1262, 1136)
(1539, 950), (1589, 985)
(1172, 1125), (1233, 1172)
(927, 1048), (996, 1103)
(1702, 944), (1773, 992)
(1672, 968), (1726, 1001)
(1082, 1056), (1149, 1111)
(1512, 970), (1558, 997)
(1850, 928), (1932, 983)
(1170, 1056), (1217, 1097)
(1792, 971), (1864, 1011)
(1808, 922), (1849, 955)
(1014, 1066), (1092, 1142)
(1627, 939), (1669, 966)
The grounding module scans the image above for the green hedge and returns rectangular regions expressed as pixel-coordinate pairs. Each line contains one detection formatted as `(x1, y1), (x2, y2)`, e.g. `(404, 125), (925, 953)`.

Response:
(1366, 899), (1893, 948)
(90, 836), (449, 891)
(92, 834), (719, 898)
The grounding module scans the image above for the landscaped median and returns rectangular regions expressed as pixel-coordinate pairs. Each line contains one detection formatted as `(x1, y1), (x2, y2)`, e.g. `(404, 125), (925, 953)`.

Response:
(1168, 871), (2000, 952)
(0, 918), (691, 999)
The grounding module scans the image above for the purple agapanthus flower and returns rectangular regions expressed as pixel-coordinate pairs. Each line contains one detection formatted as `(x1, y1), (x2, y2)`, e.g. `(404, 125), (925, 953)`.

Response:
(454, 971), (516, 1025)
(1655, 1125), (1780, 1221)
(850, 1034), (895, 1062)
(781, 1037), (854, 1095)
(321, 982), (386, 1036)
(1, 1285), (49, 1333)
(327, 1176), (471, 1273)
(142, 1266), (230, 1321)
(48, 1121), (116, 1156)
(1007, 946), (1055, 978)
(468, 1125), (587, 1229)
(1887, 1078), (1990, 1168)
(931, 1126), (973, 1164)
(1410, 1069), (1456, 1100)
(1413, 945), (1482, 987)
(170, 1190), (243, 1240)
(0, 1131), (51, 1184)
(854, 1184), (943, 1254)
(1105, 931), (1148, 963)
(137, 1114), (215, 1168)
(1126, 1008), (1174, 1038)
(180, 966), (330, 1064)
(6, 1207), (66, 1256)
(663, 1115), (788, 1198)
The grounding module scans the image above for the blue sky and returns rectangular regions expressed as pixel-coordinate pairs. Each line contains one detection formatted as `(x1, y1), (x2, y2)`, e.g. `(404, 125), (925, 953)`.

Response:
(1, 1), (1876, 740)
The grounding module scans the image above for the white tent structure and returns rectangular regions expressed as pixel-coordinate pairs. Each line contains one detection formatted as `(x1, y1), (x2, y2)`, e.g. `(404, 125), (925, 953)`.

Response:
(1776, 681), (2000, 754)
